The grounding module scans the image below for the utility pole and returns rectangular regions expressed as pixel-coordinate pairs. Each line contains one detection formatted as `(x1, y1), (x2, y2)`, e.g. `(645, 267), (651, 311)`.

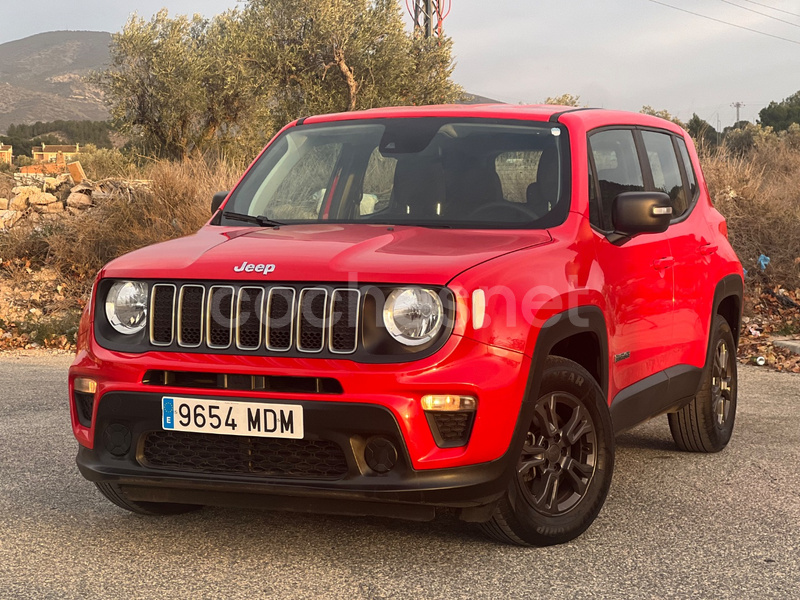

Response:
(731, 101), (745, 125)
(410, 0), (451, 38)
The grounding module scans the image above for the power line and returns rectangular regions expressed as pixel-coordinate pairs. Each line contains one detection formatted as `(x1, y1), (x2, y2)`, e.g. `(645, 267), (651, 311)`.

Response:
(645, 0), (800, 45)
(739, 0), (800, 19)
(715, 0), (800, 29)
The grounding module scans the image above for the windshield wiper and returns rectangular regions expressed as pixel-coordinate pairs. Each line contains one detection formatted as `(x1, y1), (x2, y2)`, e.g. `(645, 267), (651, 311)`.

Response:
(223, 211), (284, 227)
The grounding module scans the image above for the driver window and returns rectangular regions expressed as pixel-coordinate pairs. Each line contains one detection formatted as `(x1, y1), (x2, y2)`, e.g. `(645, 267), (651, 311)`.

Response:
(588, 129), (645, 230)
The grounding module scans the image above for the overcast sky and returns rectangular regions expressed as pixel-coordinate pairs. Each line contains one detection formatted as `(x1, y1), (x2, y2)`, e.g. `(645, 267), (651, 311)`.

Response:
(1, 0), (798, 127)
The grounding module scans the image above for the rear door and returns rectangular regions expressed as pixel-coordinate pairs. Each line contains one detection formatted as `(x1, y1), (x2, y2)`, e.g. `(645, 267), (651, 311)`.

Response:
(641, 131), (714, 369)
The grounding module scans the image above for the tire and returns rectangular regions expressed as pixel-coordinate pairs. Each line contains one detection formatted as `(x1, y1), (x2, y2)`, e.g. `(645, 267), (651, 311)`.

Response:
(95, 482), (201, 516)
(668, 314), (737, 453)
(480, 356), (615, 546)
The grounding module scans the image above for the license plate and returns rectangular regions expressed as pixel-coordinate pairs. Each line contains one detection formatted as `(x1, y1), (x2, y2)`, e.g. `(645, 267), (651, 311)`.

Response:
(161, 396), (303, 439)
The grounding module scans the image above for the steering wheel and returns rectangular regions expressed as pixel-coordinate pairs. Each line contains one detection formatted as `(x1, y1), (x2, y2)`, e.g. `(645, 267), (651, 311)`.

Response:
(467, 201), (540, 221)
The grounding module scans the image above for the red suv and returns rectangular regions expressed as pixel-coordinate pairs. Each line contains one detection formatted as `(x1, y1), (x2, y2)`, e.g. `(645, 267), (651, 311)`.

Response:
(69, 105), (743, 546)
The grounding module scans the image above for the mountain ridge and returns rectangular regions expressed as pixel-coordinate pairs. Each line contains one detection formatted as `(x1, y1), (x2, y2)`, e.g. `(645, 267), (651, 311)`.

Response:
(0, 31), (111, 134)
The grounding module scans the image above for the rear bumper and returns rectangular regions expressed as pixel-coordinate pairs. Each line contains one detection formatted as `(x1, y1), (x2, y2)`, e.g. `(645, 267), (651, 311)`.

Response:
(77, 392), (514, 520)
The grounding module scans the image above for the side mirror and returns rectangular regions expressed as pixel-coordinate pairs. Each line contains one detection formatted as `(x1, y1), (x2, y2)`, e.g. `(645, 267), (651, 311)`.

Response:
(608, 192), (672, 244)
(211, 190), (229, 215)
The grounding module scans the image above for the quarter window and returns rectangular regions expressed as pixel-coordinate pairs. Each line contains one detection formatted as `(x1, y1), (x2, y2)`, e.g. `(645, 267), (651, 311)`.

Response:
(676, 137), (698, 201)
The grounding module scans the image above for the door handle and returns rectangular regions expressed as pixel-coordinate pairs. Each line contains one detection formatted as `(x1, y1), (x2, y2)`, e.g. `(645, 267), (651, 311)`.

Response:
(652, 256), (675, 270)
(699, 244), (718, 256)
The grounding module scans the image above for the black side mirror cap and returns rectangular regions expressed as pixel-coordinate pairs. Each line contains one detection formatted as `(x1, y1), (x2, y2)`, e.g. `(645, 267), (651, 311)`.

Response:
(211, 190), (229, 216)
(608, 191), (672, 245)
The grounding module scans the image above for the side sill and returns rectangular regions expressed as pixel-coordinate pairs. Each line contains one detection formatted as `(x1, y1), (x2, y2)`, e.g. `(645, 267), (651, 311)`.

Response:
(610, 365), (702, 435)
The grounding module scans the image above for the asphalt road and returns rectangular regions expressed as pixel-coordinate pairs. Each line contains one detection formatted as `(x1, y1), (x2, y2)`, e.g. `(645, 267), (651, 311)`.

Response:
(1, 352), (798, 600)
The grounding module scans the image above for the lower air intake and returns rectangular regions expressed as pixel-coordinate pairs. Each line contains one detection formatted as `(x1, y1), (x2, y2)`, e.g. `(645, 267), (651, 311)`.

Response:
(140, 431), (349, 480)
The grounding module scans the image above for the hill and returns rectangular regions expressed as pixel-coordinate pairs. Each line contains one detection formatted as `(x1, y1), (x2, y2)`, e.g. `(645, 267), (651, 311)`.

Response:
(0, 31), (111, 134)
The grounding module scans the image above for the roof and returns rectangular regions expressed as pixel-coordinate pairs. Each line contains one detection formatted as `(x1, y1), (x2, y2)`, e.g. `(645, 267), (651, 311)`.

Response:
(32, 145), (79, 153)
(298, 104), (687, 136)
(0, 145), (11, 152)
(302, 104), (564, 125)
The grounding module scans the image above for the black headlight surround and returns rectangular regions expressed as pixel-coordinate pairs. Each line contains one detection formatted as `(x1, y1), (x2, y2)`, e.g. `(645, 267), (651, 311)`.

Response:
(93, 278), (152, 351)
(360, 285), (456, 359)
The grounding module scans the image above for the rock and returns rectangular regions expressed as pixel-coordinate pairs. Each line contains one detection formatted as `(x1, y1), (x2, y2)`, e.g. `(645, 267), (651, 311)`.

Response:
(11, 186), (39, 201)
(28, 192), (58, 206)
(44, 177), (60, 192)
(34, 200), (64, 214)
(0, 210), (21, 229)
(66, 192), (92, 209)
(70, 182), (95, 194)
(10, 195), (27, 211)
(0, 198), (7, 210)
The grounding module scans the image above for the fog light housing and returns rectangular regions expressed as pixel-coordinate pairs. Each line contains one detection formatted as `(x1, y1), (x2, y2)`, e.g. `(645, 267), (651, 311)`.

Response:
(74, 377), (97, 394)
(422, 395), (477, 448)
(73, 378), (97, 427)
(421, 395), (477, 411)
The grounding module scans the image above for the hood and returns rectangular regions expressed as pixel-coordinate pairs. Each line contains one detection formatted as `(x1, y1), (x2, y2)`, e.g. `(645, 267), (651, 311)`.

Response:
(101, 224), (552, 285)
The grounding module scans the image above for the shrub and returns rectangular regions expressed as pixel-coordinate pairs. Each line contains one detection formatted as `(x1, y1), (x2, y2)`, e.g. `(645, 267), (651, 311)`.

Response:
(704, 132), (800, 284)
(47, 157), (242, 285)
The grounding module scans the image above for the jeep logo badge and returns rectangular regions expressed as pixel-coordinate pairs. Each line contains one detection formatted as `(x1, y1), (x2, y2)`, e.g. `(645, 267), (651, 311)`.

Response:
(233, 261), (276, 275)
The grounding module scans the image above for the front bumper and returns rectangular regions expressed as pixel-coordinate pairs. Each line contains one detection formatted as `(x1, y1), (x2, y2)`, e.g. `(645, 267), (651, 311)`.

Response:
(70, 334), (532, 517)
(77, 393), (516, 520)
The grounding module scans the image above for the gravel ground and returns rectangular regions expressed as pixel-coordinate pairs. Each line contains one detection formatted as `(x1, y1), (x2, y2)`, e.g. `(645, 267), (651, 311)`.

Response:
(0, 353), (798, 599)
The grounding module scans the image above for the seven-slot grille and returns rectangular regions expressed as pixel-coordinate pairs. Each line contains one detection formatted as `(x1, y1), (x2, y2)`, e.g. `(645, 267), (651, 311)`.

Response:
(149, 284), (360, 355)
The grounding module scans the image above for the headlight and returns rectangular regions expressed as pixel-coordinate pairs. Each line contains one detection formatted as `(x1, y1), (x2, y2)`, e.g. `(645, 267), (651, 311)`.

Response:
(105, 281), (148, 335)
(382, 287), (443, 346)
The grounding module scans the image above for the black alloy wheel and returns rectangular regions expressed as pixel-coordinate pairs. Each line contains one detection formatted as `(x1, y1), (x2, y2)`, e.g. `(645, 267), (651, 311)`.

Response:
(517, 392), (598, 516)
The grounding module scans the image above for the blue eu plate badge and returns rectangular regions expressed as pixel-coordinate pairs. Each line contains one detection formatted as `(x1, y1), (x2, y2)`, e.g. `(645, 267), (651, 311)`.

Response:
(162, 397), (175, 429)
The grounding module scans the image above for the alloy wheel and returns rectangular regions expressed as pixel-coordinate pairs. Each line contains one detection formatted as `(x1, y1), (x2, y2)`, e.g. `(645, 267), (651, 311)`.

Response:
(517, 392), (598, 516)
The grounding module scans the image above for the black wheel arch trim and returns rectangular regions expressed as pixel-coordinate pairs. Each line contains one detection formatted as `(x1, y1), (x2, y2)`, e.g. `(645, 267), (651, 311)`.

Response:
(527, 306), (610, 399)
(711, 273), (744, 349)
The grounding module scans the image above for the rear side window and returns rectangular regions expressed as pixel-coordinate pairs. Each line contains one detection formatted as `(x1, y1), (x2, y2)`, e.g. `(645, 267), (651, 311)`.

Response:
(588, 129), (645, 230)
(641, 131), (687, 217)
(676, 138), (698, 200)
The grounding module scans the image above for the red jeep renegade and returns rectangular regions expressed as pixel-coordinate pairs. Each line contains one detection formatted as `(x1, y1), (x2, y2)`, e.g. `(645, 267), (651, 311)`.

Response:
(69, 105), (743, 546)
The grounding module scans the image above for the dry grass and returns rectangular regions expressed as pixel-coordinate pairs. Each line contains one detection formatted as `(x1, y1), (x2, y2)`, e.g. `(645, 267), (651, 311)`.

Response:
(703, 141), (800, 285)
(54, 158), (242, 283)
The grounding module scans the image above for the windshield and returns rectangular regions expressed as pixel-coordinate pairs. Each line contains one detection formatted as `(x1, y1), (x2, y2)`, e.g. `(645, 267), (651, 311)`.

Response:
(222, 117), (571, 229)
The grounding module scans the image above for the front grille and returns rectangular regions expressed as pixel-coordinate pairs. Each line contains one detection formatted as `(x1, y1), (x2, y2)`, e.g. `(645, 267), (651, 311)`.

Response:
(148, 283), (360, 355)
(298, 288), (327, 352)
(178, 286), (204, 346)
(140, 431), (349, 480)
